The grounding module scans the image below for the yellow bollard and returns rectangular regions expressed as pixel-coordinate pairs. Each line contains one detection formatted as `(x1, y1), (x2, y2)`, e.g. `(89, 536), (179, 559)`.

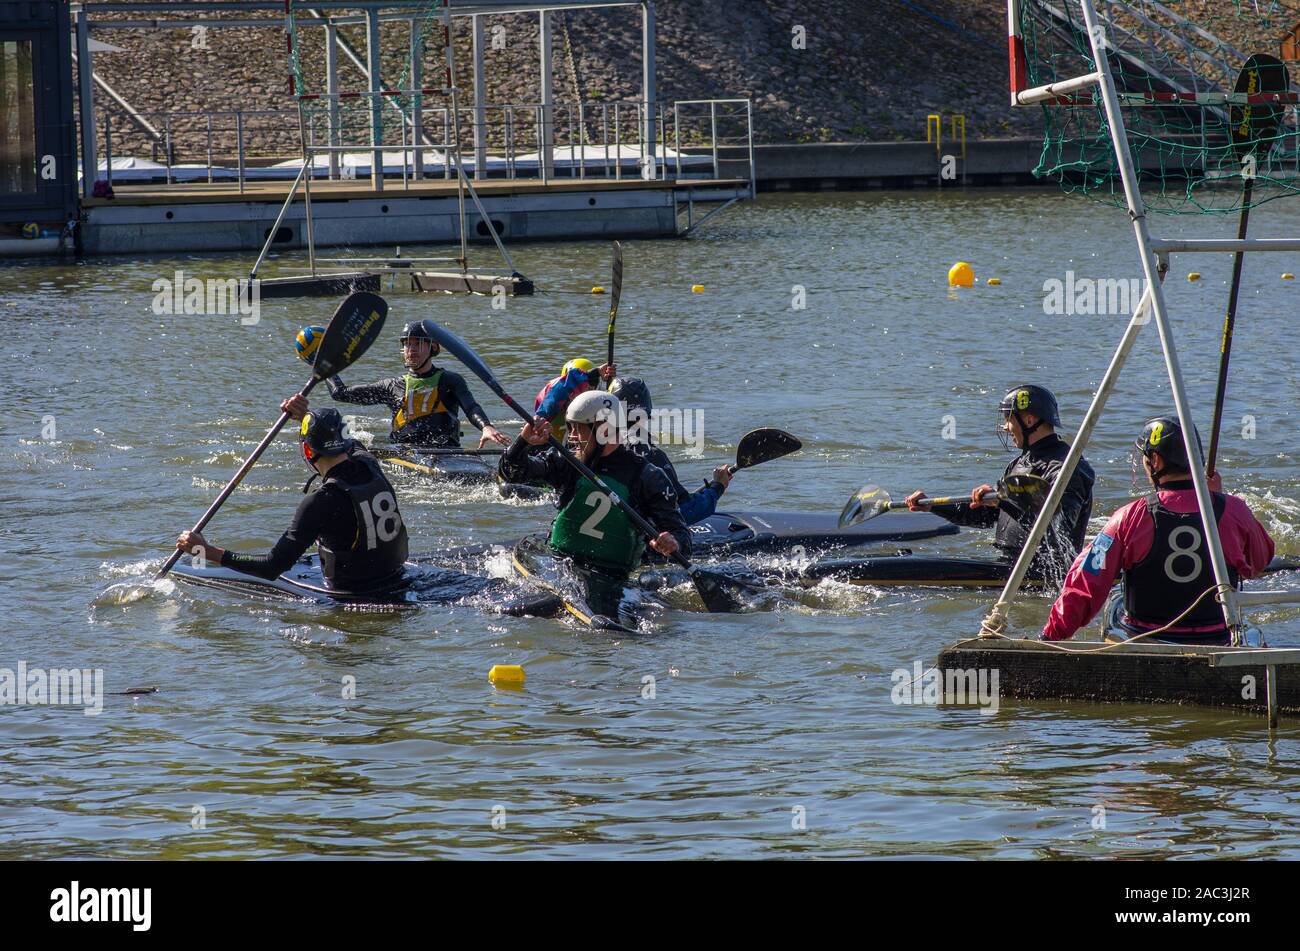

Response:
(488, 664), (525, 687)
(591, 286), (605, 294)
(1187, 272), (1201, 281)
(986, 277), (1002, 286)
(691, 284), (705, 293)
(1283, 273), (1295, 280)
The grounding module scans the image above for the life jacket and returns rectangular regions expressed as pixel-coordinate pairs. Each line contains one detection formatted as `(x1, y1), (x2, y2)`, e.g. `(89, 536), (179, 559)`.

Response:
(549, 472), (643, 575)
(535, 374), (590, 442)
(1123, 493), (1239, 632)
(393, 370), (447, 431)
(318, 452), (409, 590)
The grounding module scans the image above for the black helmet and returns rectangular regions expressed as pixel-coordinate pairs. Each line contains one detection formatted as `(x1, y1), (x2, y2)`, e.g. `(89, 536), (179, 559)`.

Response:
(398, 320), (440, 354)
(300, 408), (354, 463)
(998, 384), (1060, 449)
(609, 376), (652, 414)
(1135, 415), (1201, 475)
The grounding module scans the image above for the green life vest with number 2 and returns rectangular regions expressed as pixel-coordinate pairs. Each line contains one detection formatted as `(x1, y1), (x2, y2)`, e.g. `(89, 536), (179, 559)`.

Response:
(549, 473), (643, 573)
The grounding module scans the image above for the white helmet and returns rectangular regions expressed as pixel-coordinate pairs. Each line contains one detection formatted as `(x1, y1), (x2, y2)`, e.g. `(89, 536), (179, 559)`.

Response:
(566, 389), (620, 427)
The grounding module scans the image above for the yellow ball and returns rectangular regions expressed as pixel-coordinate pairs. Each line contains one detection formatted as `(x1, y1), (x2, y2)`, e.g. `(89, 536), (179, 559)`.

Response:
(691, 284), (705, 293)
(1283, 273), (1295, 280)
(488, 664), (525, 687)
(948, 261), (975, 287)
(591, 286), (605, 294)
(986, 277), (1002, 286)
(21, 222), (38, 239)
(1187, 272), (1201, 281)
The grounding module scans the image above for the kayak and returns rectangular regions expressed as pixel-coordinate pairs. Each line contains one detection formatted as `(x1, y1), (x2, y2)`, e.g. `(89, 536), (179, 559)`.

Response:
(170, 552), (563, 615)
(793, 552), (1020, 588)
(685, 509), (958, 554)
(373, 446), (546, 500)
(509, 535), (657, 633)
(1102, 592), (1263, 647)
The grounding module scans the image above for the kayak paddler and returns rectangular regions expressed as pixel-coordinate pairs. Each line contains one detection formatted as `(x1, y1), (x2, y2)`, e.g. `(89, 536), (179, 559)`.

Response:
(610, 376), (733, 524)
(533, 357), (617, 442)
(906, 384), (1095, 578)
(325, 319), (509, 448)
(1042, 415), (1274, 644)
(176, 400), (410, 592)
(499, 389), (690, 576)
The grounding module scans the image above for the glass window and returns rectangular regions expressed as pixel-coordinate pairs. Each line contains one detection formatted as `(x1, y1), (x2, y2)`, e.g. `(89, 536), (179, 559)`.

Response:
(1, 40), (36, 196)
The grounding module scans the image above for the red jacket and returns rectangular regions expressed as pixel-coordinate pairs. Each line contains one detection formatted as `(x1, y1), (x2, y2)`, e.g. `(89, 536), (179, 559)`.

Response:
(1042, 487), (1274, 640)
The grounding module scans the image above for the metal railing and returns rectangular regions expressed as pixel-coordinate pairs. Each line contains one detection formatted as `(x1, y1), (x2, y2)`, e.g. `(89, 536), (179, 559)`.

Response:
(94, 97), (755, 192)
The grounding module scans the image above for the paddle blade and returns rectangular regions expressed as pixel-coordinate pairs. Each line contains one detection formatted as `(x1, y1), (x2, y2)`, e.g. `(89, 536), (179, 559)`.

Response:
(1230, 54), (1289, 161)
(735, 428), (802, 469)
(838, 484), (891, 528)
(689, 567), (745, 613)
(312, 292), (388, 379)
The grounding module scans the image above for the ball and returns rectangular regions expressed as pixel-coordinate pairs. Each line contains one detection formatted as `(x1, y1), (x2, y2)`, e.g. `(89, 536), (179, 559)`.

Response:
(295, 325), (326, 364)
(21, 222), (39, 240)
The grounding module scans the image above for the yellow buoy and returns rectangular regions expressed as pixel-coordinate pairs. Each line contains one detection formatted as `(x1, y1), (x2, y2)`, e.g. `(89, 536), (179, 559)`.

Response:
(1188, 272), (1201, 281)
(691, 284), (705, 293)
(987, 277), (1002, 286)
(591, 286), (605, 294)
(1283, 273), (1295, 280)
(948, 261), (975, 287)
(488, 664), (525, 687)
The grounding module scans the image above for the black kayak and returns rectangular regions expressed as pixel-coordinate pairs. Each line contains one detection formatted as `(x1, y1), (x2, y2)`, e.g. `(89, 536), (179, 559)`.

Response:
(684, 509), (958, 555)
(373, 446), (546, 500)
(170, 552), (563, 615)
(510, 535), (659, 633)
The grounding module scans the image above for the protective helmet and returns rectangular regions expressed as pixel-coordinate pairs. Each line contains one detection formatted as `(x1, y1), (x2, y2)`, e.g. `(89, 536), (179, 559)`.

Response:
(300, 408), (353, 464)
(295, 325), (327, 365)
(561, 358), (599, 385)
(566, 389), (620, 427)
(609, 376), (652, 414)
(1135, 415), (1201, 475)
(998, 384), (1061, 448)
(398, 320), (440, 355)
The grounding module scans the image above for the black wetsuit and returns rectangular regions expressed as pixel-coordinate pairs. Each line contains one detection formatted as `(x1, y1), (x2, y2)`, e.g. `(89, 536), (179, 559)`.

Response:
(327, 365), (494, 446)
(499, 438), (691, 573)
(221, 450), (408, 591)
(937, 433), (1094, 578)
(626, 439), (726, 524)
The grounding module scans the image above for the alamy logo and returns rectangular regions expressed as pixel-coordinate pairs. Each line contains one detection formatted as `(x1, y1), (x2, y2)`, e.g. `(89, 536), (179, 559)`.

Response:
(1042, 270), (1146, 316)
(891, 661), (1000, 715)
(151, 269), (260, 324)
(0, 662), (103, 715)
(50, 882), (151, 931)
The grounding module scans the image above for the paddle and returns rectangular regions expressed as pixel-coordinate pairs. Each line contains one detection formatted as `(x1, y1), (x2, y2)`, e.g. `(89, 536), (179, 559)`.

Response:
(156, 292), (389, 579)
(602, 241), (623, 390)
(838, 473), (1048, 528)
(1207, 54), (1289, 477)
(372, 446), (504, 458)
(727, 428), (801, 474)
(418, 318), (750, 613)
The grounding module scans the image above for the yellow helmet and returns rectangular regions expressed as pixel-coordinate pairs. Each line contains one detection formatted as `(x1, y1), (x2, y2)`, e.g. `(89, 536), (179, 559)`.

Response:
(561, 358), (596, 378)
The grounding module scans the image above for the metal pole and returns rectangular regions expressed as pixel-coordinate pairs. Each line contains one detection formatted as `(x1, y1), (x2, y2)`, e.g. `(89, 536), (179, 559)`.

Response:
(673, 103), (680, 178)
(206, 113), (214, 183)
(1078, 0), (1241, 635)
(410, 16), (424, 181)
(326, 21), (340, 180)
(710, 100), (718, 178)
(76, 11), (97, 199)
(539, 9), (554, 180)
(641, 0), (656, 180)
(366, 7), (384, 191)
(602, 102), (609, 178)
(614, 102), (621, 180)
(163, 116), (173, 184)
(236, 110), (246, 193)
(103, 113), (113, 187)
(298, 100), (317, 275)
(746, 98), (755, 199)
(248, 160), (309, 284)
(444, 4), (468, 270)
(472, 14), (487, 179)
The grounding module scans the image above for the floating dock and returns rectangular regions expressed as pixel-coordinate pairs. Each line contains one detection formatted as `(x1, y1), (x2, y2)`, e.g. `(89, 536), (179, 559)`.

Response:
(937, 637), (1300, 725)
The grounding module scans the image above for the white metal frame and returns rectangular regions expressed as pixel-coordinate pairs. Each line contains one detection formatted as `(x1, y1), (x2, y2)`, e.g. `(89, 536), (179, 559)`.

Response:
(992, 0), (1298, 645)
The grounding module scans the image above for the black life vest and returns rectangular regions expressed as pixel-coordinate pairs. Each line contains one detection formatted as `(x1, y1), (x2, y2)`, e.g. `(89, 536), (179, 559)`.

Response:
(1123, 492), (1238, 631)
(318, 452), (409, 590)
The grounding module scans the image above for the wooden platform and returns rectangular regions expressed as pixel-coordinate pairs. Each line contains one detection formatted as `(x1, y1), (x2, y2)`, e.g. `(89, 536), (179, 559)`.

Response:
(83, 176), (750, 208)
(936, 636), (1300, 723)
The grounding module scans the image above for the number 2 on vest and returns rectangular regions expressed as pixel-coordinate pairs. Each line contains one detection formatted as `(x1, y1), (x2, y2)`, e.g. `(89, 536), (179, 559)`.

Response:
(580, 490), (612, 540)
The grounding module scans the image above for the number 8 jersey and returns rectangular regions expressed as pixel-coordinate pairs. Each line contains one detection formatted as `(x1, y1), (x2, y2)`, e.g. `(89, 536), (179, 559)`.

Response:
(319, 450), (409, 589)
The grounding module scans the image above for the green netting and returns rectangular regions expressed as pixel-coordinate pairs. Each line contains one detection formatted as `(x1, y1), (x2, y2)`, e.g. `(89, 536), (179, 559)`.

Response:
(1021, 0), (1300, 214)
(285, 1), (448, 157)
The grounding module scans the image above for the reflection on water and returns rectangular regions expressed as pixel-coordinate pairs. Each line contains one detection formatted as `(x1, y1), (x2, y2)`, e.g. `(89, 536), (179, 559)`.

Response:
(2, 189), (1299, 858)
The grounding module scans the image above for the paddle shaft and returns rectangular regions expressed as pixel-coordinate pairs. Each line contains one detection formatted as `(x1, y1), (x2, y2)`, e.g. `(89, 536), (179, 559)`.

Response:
(156, 377), (322, 579)
(1206, 179), (1253, 476)
(603, 241), (622, 390)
